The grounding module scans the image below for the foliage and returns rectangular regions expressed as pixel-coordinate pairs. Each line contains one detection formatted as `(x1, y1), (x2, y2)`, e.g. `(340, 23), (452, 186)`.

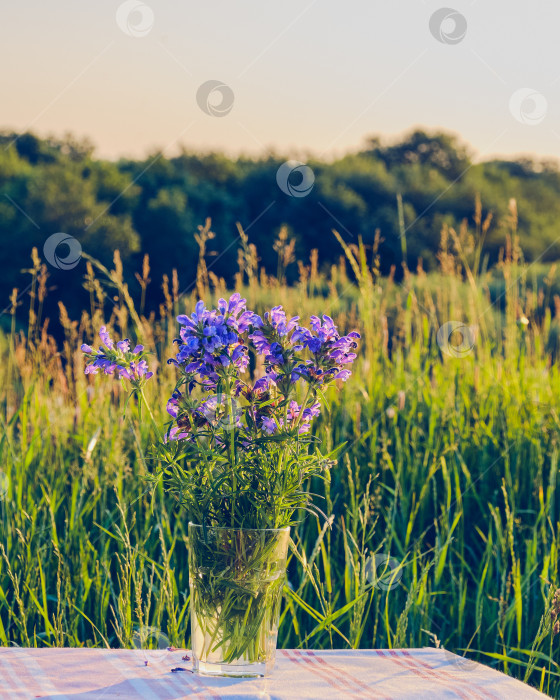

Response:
(3, 128), (560, 333)
(2, 222), (560, 694)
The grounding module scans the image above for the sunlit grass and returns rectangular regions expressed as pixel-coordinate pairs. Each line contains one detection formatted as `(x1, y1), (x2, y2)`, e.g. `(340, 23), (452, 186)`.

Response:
(1, 211), (560, 695)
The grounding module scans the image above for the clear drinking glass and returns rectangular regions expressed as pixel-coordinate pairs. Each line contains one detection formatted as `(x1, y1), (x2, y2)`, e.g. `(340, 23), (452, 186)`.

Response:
(188, 523), (290, 677)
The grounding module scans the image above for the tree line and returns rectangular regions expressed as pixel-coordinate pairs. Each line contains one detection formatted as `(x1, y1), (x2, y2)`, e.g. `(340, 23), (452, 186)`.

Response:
(1, 128), (559, 326)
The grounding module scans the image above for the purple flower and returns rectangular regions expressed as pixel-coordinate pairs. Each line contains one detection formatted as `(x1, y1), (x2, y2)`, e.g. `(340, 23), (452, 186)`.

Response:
(249, 306), (300, 358)
(261, 416), (278, 435)
(99, 326), (114, 350)
(167, 391), (180, 418)
(265, 343), (285, 366)
(118, 360), (153, 381)
(165, 426), (190, 442)
(81, 328), (153, 385)
(250, 332), (271, 355)
(164, 299), (359, 445)
(289, 317), (360, 386)
(249, 314), (264, 329)
(270, 306), (299, 337)
(253, 376), (271, 393)
(116, 339), (130, 353)
(173, 295), (253, 381)
(285, 400), (321, 433)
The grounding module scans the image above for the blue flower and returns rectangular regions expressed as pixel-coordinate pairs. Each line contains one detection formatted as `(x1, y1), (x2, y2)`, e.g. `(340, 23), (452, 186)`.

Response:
(249, 306), (299, 358)
(174, 294), (253, 377)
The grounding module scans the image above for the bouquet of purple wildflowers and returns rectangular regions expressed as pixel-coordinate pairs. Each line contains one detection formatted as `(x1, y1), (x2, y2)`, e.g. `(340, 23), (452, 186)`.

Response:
(160, 294), (359, 530)
(81, 295), (359, 530)
(82, 296), (359, 669)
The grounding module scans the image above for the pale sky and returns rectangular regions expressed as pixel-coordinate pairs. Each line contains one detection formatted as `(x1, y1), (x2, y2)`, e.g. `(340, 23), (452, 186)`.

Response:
(2, 0), (559, 162)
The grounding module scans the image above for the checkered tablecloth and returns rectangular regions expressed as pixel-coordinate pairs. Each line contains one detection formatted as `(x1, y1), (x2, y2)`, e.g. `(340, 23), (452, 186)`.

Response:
(0, 647), (549, 699)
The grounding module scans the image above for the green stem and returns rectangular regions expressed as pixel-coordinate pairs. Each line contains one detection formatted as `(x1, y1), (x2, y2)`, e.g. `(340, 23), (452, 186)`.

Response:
(225, 377), (237, 526)
(138, 384), (163, 443)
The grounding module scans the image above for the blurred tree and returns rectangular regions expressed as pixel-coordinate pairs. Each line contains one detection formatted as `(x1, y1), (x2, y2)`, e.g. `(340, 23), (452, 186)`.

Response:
(1, 128), (560, 333)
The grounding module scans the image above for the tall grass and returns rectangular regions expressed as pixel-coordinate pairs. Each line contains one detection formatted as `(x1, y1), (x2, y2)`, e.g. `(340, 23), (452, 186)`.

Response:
(2, 210), (560, 695)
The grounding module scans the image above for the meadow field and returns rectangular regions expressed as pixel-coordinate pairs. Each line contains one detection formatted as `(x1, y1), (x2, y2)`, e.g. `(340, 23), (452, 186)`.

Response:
(1, 211), (560, 695)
